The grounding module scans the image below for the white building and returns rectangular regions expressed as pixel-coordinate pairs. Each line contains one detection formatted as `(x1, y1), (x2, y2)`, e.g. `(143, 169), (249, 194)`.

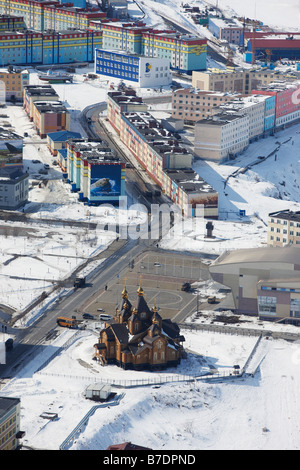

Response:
(95, 49), (172, 88)
(214, 95), (267, 141)
(194, 112), (250, 162)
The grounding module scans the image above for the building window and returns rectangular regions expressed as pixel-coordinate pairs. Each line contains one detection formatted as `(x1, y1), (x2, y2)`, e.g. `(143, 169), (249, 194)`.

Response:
(257, 296), (276, 315)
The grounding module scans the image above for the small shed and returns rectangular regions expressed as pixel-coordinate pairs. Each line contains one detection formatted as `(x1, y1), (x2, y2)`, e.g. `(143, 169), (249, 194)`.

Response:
(84, 383), (112, 401)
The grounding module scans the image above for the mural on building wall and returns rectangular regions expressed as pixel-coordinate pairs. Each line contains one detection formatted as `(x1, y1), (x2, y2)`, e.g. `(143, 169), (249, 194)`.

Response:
(188, 192), (218, 208)
(89, 164), (121, 200)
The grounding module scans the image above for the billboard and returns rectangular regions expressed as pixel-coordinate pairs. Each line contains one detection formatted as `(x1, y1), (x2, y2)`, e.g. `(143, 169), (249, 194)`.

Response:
(89, 163), (122, 201)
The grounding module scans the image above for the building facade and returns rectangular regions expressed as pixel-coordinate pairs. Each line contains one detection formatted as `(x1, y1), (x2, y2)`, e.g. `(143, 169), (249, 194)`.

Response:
(43, 4), (105, 31)
(268, 210), (300, 247)
(32, 100), (70, 138)
(66, 138), (125, 205)
(171, 88), (240, 122)
(251, 80), (300, 129)
(192, 68), (298, 95)
(0, 397), (22, 450)
(95, 49), (172, 87)
(194, 112), (250, 162)
(209, 246), (300, 322)
(0, 68), (29, 102)
(142, 31), (207, 73)
(107, 88), (218, 217)
(47, 130), (81, 156)
(0, 168), (29, 210)
(23, 84), (59, 120)
(0, 0), (105, 31)
(90, 21), (149, 55)
(214, 94), (267, 141)
(208, 17), (245, 45)
(107, 88), (147, 133)
(0, 13), (26, 30)
(0, 29), (102, 66)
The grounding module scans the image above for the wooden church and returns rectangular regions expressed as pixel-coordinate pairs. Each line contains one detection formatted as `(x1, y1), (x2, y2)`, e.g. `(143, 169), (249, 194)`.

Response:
(93, 282), (185, 370)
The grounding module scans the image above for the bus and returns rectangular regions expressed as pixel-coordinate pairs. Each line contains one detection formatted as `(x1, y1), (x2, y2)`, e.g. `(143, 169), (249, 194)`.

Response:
(56, 317), (77, 328)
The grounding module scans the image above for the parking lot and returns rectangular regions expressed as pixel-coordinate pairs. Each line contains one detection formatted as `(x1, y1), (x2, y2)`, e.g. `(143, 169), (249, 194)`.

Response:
(82, 251), (213, 323)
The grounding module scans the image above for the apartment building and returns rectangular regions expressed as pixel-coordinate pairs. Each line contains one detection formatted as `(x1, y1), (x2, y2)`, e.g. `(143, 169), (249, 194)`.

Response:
(107, 88), (218, 217)
(23, 85), (59, 120)
(66, 138), (125, 205)
(192, 68), (298, 95)
(89, 21), (149, 55)
(162, 168), (218, 219)
(171, 87), (240, 122)
(33, 100), (70, 138)
(252, 80), (300, 129)
(0, 13), (26, 30)
(268, 210), (300, 247)
(0, 0), (105, 31)
(208, 17), (245, 45)
(142, 31), (207, 73)
(107, 88), (148, 133)
(214, 94), (267, 140)
(0, 168), (29, 210)
(0, 397), (22, 450)
(0, 68), (29, 102)
(194, 112), (250, 162)
(0, 29), (102, 66)
(43, 4), (105, 31)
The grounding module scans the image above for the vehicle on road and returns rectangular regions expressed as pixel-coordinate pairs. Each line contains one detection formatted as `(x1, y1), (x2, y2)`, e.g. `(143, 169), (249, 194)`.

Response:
(181, 282), (191, 292)
(56, 316), (77, 328)
(97, 308), (105, 312)
(99, 314), (112, 322)
(82, 313), (94, 320)
(74, 276), (86, 288)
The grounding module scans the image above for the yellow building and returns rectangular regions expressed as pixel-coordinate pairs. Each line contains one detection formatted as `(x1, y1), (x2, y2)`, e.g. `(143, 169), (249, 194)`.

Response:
(192, 68), (299, 94)
(0, 68), (29, 102)
(0, 397), (22, 450)
(268, 210), (300, 247)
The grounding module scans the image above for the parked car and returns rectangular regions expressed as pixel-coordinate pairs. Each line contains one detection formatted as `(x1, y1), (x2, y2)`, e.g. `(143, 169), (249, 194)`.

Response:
(32, 159), (41, 164)
(99, 314), (112, 322)
(181, 282), (191, 292)
(207, 296), (216, 304)
(44, 163), (50, 169)
(97, 308), (105, 312)
(82, 313), (94, 320)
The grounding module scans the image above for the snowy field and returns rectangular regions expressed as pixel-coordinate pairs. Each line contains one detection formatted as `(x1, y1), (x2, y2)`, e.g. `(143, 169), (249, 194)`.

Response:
(2, 324), (300, 450)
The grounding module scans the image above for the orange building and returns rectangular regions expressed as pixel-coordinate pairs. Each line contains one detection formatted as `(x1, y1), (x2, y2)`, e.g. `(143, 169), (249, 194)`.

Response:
(32, 100), (70, 138)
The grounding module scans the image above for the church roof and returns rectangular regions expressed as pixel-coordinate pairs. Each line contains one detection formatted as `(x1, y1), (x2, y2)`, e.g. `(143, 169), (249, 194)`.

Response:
(110, 323), (129, 344)
(136, 294), (152, 316)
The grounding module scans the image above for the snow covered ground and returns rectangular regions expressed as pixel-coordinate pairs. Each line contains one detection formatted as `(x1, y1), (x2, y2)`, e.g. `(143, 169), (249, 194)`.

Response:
(2, 322), (300, 450)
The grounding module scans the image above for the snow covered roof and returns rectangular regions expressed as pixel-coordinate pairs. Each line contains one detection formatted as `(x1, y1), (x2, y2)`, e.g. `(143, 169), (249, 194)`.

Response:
(212, 246), (300, 267)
